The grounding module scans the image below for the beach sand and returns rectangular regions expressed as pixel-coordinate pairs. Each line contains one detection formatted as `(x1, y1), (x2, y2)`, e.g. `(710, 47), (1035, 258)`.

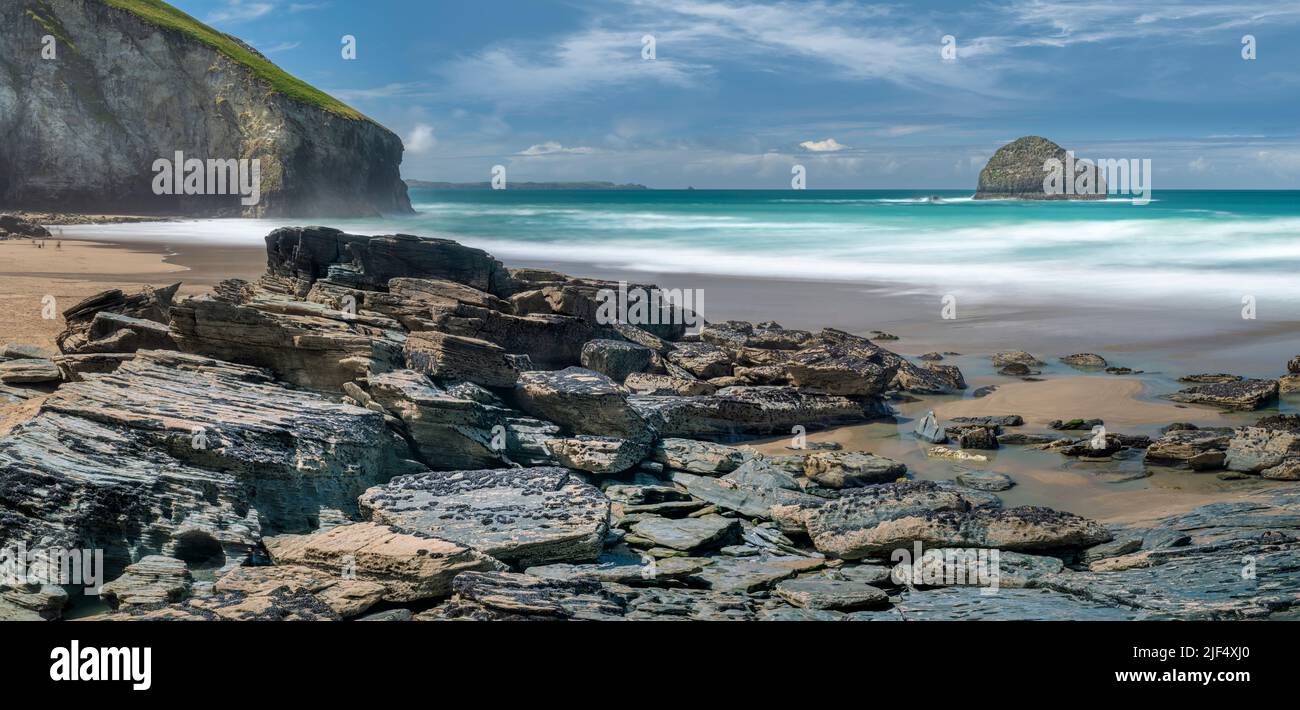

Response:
(4, 229), (1295, 527)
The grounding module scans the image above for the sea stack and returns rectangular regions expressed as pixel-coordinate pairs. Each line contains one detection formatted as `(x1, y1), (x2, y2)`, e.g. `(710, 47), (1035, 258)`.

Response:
(0, 0), (412, 218)
(974, 136), (1106, 200)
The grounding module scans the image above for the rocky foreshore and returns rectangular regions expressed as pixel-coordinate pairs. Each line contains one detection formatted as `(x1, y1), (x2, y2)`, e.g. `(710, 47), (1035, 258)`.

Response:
(2, 226), (1298, 621)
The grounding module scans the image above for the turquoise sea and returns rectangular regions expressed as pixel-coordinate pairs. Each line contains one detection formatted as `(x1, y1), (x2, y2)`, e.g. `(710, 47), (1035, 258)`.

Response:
(64, 188), (1300, 308)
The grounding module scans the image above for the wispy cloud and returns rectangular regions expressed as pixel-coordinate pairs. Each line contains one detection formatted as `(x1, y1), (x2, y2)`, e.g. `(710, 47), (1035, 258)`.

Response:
(519, 142), (597, 156)
(799, 138), (848, 152)
(205, 1), (275, 24)
(259, 41), (301, 55)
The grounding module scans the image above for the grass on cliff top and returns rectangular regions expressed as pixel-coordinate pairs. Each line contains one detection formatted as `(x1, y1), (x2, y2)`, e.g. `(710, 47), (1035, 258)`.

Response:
(104, 0), (367, 122)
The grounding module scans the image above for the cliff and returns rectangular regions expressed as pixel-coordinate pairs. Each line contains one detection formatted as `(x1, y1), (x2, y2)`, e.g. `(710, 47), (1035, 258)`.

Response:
(0, 0), (412, 217)
(974, 136), (1106, 200)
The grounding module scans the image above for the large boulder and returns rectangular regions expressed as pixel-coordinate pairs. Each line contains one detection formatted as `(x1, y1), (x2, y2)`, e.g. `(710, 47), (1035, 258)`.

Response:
(1168, 379), (1278, 410)
(580, 339), (657, 381)
(1145, 427), (1232, 470)
(974, 136), (1106, 200)
(803, 451), (907, 488)
(365, 369), (513, 470)
(359, 467), (611, 567)
(785, 329), (901, 397)
(403, 330), (520, 388)
(57, 283), (180, 354)
(261, 227), (514, 298)
(630, 386), (883, 440)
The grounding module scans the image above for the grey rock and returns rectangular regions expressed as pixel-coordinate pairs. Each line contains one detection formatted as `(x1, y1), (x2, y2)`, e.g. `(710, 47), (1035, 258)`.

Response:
(100, 555), (193, 609)
(1168, 379), (1278, 411)
(580, 339), (656, 381)
(652, 437), (749, 475)
(955, 470), (1015, 491)
(774, 576), (890, 611)
(544, 435), (647, 474)
(515, 367), (653, 443)
(803, 451), (908, 488)
(627, 515), (738, 552)
(974, 136), (1107, 200)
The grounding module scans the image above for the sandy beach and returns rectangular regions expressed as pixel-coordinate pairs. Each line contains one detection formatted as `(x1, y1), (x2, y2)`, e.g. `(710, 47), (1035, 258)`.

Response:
(5, 228), (1291, 531)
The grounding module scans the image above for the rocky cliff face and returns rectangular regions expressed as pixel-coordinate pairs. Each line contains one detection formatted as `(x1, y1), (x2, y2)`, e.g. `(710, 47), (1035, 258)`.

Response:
(974, 136), (1106, 200)
(0, 0), (411, 217)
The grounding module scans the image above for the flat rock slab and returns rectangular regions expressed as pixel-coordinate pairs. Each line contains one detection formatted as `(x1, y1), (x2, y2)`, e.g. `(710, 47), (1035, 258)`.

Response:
(0, 358), (60, 384)
(628, 515), (739, 552)
(692, 554), (825, 593)
(264, 522), (504, 602)
(652, 437), (749, 474)
(955, 470), (1015, 491)
(515, 367), (652, 442)
(1168, 379), (1278, 410)
(99, 555), (192, 609)
(774, 577), (890, 611)
(214, 564), (388, 618)
(525, 557), (708, 586)
(427, 571), (625, 620)
(804, 451), (907, 488)
(359, 467), (611, 567)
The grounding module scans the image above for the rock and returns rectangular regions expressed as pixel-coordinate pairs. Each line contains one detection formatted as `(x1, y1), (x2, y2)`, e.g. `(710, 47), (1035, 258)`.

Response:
(214, 564), (388, 618)
(403, 331), (519, 388)
(0, 214), (51, 238)
(1049, 418), (1103, 430)
(580, 339), (656, 381)
(891, 360), (967, 394)
(803, 480), (1109, 559)
(955, 470), (1015, 491)
(951, 426), (999, 450)
(171, 295), (404, 391)
(733, 364), (789, 385)
(627, 515), (739, 552)
(670, 467), (822, 520)
(78, 311), (178, 354)
(630, 386), (879, 440)
(991, 350), (1045, 368)
(1280, 374), (1300, 393)
(925, 446), (988, 463)
(997, 432), (1058, 445)
(57, 283), (179, 354)
(366, 369), (513, 470)
(264, 522), (504, 602)
(0, 584), (68, 621)
(262, 227), (509, 297)
(514, 367), (653, 442)
(51, 353), (135, 381)
(803, 451), (907, 488)
(914, 410), (946, 443)
(692, 555), (825, 593)
(623, 372), (716, 396)
(1145, 429), (1232, 470)
(88, 587), (343, 621)
(918, 352), (944, 361)
(359, 467), (610, 567)
(1061, 353), (1107, 368)
(0, 350), (414, 569)
(652, 438), (749, 474)
(1178, 373), (1243, 384)
(1224, 422), (1300, 474)
(665, 342), (732, 379)
(525, 556), (706, 586)
(974, 136), (1106, 200)
(428, 571), (625, 620)
(950, 415), (1024, 427)
(2, 343), (53, 360)
(1167, 379), (1278, 410)
(774, 577), (890, 610)
(998, 363), (1034, 376)
(785, 329), (901, 396)
(0, 359), (61, 384)
(355, 609), (413, 621)
(621, 586), (755, 620)
(99, 555), (192, 609)
(544, 435), (646, 474)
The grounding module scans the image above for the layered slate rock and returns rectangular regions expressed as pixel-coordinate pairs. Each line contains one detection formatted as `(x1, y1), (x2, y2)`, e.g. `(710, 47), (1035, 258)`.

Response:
(1224, 417), (1300, 477)
(88, 588), (343, 621)
(99, 555), (192, 609)
(652, 437), (750, 474)
(803, 451), (908, 488)
(57, 284), (179, 354)
(1167, 378), (1278, 410)
(1145, 427), (1232, 470)
(171, 295), (405, 390)
(425, 571), (625, 621)
(974, 136), (1106, 200)
(214, 564), (388, 618)
(264, 522), (504, 602)
(774, 577), (890, 611)
(514, 367), (653, 442)
(802, 481), (1109, 559)
(262, 227), (513, 298)
(0, 350), (414, 568)
(543, 435), (646, 474)
(670, 460), (823, 520)
(359, 467), (611, 567)
(785, 330), (901, 396)
(364, 370), (512, 470)
(627, 515), (739, 552)
(631, 386), (880, 440)
(403, 331), (519, 388)
(580, 339), (657, 381)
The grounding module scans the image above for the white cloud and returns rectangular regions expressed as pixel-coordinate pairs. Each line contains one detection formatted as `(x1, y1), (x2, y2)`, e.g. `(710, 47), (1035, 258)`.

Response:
(519, 142), (596, 156)
(205, 1), (275, 24)
(260, 41), (300, 55)
(405, 124), (436, 154)
(1188, 156), (1209, 173)
(799, 138), (848, 152)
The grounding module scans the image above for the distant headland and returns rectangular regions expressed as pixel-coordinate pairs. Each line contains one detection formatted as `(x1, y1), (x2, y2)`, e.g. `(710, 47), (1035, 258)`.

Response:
(405, 180), (650, 191)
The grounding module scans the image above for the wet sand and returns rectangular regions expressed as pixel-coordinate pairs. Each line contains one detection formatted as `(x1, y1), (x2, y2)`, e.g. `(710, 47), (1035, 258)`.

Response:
(5, 227), (1297, 527)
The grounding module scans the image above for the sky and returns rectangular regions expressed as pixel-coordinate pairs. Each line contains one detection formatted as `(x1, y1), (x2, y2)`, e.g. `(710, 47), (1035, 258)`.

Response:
(171, 0), (1300, 188)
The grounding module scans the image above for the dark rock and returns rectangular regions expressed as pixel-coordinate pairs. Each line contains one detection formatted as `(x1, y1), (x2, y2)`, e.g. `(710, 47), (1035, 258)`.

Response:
(955, 470), (1015, 491)
(1061, 353), (1107, 368)
(428, 571), (625, 621)
(1168, 379), (1278, 410)
(974, 136), (1106, 200)
(803, 451), (908, 488)
(580, 339), (657, 381)
(57, 283), (179, 354)
(404, 330), (519, 388)
(514, 367), (653, 442)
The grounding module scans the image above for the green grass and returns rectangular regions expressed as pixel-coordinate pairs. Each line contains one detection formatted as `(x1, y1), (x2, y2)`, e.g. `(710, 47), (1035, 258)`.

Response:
(103, 0), (367, 121)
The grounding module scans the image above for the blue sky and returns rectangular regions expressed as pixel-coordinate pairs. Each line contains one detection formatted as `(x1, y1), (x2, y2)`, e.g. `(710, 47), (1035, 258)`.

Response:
(172, 0), (1300, 188)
